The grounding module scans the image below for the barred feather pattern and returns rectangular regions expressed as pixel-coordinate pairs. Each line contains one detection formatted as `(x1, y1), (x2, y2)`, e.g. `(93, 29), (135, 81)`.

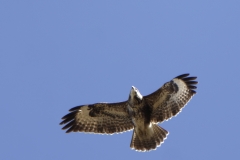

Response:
(60, 103), (134, 134)
(130, 124), (168, 152)
(144, 74), (197, 123)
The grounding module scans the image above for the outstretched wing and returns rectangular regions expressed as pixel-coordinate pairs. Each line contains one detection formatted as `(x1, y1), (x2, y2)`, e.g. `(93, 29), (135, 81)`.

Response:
(144, 74), (197, 123)
(60, 101), (134, 134)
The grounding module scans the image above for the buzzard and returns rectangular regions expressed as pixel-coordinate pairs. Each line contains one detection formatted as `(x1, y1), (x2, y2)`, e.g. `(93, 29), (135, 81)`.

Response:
(60, 74), (197, 151)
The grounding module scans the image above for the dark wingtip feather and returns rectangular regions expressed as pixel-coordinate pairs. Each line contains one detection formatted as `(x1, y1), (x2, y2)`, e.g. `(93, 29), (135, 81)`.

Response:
(175, 73), (189, 79)
(60, 121), (65, 125)
(69, 105), (83, 112)
(66, 125), (75, 133)
(188, 85), (197, 89)
(62, 120), (75, 130)
(186, 81), (198, 85)
(66, 130), (72, 133)
(61, 111), (76, 120)
(191, 90), (197, 94)
(60, 109), (79, 133)
(182, 77), (197, 81)
(60, 117), (73, 125)
(176, 73), (198, 95)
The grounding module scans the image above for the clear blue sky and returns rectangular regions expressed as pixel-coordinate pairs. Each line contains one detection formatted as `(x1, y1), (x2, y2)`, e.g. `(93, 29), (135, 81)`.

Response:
(1, 1), (240, 160)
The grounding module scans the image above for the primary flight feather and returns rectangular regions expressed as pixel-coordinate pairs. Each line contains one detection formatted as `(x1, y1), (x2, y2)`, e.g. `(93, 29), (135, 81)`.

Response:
(60, 73), (197, 151)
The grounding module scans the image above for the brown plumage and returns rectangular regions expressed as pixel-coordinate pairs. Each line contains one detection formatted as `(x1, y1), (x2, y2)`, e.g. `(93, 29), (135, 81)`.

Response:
(60, 73), (197, 151)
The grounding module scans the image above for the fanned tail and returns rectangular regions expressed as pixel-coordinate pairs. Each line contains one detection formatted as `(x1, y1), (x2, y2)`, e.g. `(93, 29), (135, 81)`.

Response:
(130, 124), (168, 152)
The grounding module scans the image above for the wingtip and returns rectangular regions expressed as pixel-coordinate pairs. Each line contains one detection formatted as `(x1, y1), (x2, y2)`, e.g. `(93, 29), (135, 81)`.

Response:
(188, 85), (197, 89)
(175, 73), (198, 95)
(63, 128), (74, 133)
(65, 129), (71, 133)
(69, 105), (84, 112)
(61, 112), (76, 120)
(65, 126), (74, 133)
(191, 90), (197, 94)
(175, 73), (190, 79)
(183, 77), (197, 81)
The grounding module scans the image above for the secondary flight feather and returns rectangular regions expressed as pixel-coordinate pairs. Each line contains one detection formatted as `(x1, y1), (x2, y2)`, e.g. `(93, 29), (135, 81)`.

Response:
(60, 73), (198, 151)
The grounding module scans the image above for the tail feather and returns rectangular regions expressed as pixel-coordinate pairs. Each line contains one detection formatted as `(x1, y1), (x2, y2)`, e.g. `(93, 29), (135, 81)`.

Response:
(130, 131), (143, 151)
(152, 125), (162, 145)
(130, 124), (169, 152)
(153, 124), (168, 143)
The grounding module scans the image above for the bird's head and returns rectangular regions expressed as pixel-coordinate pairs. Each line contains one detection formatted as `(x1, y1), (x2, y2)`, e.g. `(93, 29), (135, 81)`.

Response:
(129, 86), (143, 103)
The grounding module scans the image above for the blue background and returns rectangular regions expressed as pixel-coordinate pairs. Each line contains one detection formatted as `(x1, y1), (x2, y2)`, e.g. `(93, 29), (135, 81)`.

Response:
(1, 1), (239, 159)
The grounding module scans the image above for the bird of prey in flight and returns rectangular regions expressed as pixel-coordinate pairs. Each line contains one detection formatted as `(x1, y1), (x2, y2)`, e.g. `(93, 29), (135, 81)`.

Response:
(60, 73), (197, 152)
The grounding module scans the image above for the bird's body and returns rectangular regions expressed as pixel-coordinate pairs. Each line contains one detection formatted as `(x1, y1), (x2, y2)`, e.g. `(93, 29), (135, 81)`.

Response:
(60, 74), (197, 151)
(127, 86), (168, 151)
